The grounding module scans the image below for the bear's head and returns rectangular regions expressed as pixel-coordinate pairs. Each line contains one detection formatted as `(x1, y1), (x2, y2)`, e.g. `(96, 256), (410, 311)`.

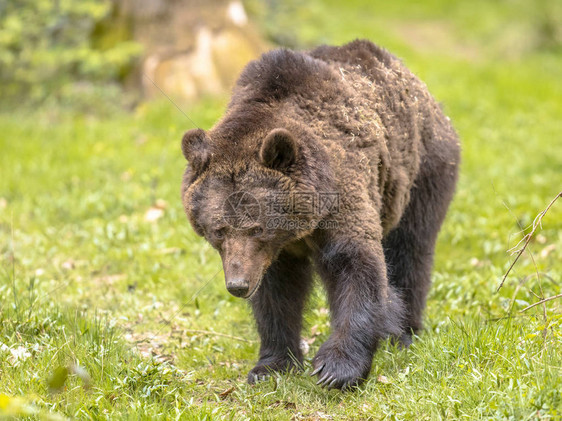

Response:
(181, 126), (332, 299)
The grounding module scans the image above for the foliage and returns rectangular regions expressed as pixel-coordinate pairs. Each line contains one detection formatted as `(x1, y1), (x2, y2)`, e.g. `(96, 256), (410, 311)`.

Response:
(247, 0), (562, 54)
(0, 0), (141, 105)
(1, 0), (561, 419)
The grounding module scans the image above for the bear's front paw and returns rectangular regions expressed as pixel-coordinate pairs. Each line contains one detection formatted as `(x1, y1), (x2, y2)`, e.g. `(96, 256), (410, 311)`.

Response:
(312, 341), (372, 390)
(398, 332), (413, 348)
(247, 357), (300, 384)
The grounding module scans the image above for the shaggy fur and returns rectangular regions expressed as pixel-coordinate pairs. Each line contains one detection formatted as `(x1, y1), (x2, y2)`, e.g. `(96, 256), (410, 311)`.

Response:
(181, 39), (460, 389)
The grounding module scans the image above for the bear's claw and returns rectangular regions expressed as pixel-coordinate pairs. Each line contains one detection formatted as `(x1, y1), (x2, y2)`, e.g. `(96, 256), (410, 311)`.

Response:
(316, 373), (334, 386)
(247, 366), (272, 384)
(247, 357), (301, 384)
(310, 364), (325, 377)
(247, 372), (269, 384)
(312, 340), (371, 390)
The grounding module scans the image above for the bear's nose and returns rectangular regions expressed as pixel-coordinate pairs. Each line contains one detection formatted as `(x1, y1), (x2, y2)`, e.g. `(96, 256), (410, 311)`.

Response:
(226, 278), (249, 298)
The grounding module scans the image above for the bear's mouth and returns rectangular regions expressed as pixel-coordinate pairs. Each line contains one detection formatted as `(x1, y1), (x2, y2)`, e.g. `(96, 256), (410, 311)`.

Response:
(245, 276), (264, 300)
(243, 261), (271, 299)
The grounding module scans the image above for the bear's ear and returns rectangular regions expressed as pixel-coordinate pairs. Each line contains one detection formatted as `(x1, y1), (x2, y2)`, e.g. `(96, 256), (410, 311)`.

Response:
(182, 128), (210, 175)
(259, 128), (298, 172)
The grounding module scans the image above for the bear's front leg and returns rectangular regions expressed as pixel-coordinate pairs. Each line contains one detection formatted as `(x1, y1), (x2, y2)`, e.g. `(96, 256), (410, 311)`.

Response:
(247, 250), (313, 384)
(311, 235), (405, 390)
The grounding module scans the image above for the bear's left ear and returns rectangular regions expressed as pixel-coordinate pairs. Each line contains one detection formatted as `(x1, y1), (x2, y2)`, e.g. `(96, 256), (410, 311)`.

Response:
(182, 128), (211, 176)
(260, 128), (299, 172)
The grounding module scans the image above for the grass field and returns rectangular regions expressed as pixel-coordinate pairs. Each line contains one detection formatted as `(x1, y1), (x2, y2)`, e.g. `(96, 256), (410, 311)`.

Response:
(1, 0), (561, 419)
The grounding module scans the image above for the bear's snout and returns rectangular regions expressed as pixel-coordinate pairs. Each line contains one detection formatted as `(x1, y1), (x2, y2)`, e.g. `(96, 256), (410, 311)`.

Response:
(221, 238), (273, 299)
(226, 278), (250, 297)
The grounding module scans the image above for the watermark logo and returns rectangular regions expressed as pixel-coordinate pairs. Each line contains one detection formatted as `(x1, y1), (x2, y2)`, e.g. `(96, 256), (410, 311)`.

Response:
(222, 191), (260, 229)
(223, 191), (339, 230)
(265, 192), (339, 216)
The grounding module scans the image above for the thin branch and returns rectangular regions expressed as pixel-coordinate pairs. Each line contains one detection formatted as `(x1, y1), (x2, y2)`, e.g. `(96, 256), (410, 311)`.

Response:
(142, 73), (201, 129)
(520, 293), (562, 312)
(497, 191), (561, 292)
(183, 329), (256, 343)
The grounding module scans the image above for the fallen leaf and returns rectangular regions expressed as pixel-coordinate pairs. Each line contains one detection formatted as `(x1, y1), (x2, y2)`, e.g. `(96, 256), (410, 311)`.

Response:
(303, 336), (316, 346)
(92, 274), (126, 285)
(61, 260), (75, 270)
(310, 325), (321, 336)
(136, 135), (148, 146)
(540, 244), (556, 259)
(218, 387), (235, 399)
(377, 374), (391, 384)
(144, 207), (164, 222)
(121, 170), (133, 181)
(270, 400), (296, 410)
(469, 257), (486, 268)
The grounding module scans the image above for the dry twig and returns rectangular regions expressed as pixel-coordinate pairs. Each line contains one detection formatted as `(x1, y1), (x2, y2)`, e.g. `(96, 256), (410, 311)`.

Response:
(520, 293), (562, 312)
(497, 191), (561, 292)
(184, 329), (256, 343)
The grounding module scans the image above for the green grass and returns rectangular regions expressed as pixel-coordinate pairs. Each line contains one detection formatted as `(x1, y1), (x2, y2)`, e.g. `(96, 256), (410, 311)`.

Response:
(1, 0), (561, 419)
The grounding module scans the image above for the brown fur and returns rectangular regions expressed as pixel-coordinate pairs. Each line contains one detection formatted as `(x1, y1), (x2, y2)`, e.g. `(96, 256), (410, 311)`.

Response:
(181, 39), (460, 389)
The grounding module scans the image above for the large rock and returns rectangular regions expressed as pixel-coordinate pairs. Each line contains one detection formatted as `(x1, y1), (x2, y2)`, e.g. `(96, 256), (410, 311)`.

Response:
(111, 0), (267, 102)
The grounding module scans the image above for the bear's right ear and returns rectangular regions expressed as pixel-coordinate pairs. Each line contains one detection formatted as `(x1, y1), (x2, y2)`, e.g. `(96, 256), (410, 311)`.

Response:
(260, 128), (299, 172)
(181, 128), (211, 175)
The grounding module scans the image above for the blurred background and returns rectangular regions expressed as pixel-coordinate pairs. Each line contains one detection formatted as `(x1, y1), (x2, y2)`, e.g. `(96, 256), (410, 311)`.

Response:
(1, 0), (561, 110)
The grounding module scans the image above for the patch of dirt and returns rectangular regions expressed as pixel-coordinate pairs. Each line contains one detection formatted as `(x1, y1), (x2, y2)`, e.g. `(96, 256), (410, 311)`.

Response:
(122, 313), (255, 365)
(123, 328), (176, 363)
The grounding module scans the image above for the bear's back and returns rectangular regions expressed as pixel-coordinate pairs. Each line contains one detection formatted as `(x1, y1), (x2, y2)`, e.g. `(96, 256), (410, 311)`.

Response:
(222, 40), (456, 233)
(309, 39), (398, 76)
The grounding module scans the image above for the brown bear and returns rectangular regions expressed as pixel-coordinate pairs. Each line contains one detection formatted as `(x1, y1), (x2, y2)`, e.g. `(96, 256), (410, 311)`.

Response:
(181, 39), (460, 390)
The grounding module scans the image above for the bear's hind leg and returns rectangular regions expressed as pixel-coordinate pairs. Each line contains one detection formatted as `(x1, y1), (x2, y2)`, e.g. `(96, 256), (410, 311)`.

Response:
(247, 250), (313, 384)
(382, 152), (458, 345)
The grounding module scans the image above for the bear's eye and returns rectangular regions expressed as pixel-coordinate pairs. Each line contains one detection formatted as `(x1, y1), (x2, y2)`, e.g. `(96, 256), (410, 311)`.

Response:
(249, 227), (263, 237)
(213, 228), (226, 239)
